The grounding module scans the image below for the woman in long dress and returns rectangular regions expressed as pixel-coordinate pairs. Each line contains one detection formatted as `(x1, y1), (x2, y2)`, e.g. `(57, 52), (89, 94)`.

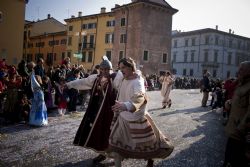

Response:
(29, 73), (48, 126)
(109, 58), (174, 167)
(159, 71), (174, 108)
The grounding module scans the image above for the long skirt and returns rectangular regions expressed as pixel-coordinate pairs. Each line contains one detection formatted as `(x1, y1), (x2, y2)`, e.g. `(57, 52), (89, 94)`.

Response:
(108, 112), (174, 159)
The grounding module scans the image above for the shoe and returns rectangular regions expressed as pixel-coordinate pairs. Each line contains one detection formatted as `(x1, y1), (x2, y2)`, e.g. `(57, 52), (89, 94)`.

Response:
(162, 106), (166, 109)
(146, 159), (154, 167)
(93, 154), (106, 163)
(168, 103), (172, 108)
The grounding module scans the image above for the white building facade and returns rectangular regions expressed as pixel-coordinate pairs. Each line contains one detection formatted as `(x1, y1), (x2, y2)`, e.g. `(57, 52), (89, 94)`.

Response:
(171, 28), (250, 79)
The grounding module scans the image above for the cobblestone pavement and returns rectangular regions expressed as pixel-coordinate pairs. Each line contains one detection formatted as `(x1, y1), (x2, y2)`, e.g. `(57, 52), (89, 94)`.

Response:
(0, 89), (227, 167)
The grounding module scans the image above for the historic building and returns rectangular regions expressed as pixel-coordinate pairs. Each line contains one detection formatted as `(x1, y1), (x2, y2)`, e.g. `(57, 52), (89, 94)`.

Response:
(171, 27), (250, 79)
(112, 0), (177, 75)
(65, 0), (177, 74)
(0, 0), (28, 66)
(65, 9), (115, 70)
(23, 14), (67, 67)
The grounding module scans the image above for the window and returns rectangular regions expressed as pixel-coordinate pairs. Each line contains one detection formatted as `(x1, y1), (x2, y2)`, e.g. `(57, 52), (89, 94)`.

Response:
(47, 53), (53, 65)
(88, 51), (93, 62)
(173, 52), (177, 62)
(106, 51), (112, 60)
(61, 39), (67, 45)
(48, 40), (54, 46)
(183, 69), (187, 76)
(238, 41), (241, 49)
(143, 51), (149, 61)
(68, 25), (73, 31)
(121, 18), (126, 26)
(228, 52), (232, 65)
(82, 35), (87, 48)
(120, 34), (127, 43)
(215, 36), (219, 45)
(90, 35), (94, 48)
(213, 70), (217, 77)
(205, 36), (210, 45)
(229, 40), (233, 48)
(81, 51), (86, 62)
(54, 53), (57, 61)
(190, 69), (193, 76)
(88, 23), (97, 29)
(184, 51), (188, 62)
(235, 53), (240, 66)
(67, 51), (71, 58)
(68, 36), (72, 46)
(227, 71), (231, 78)
(119, 51), (124, 60)
(204, 50), (208, 62)
(82, 24), (87, 29)
(36, 42), (44, 48)
(185, 39), (188, 47)
(106, 20), (115, 27)
(162, 53), (168, 63)
(105, 33), (114, 43)
(174, 40), (177, 48)
(62, 52), (65, 60)
(192, 38), (196, 46)
(191, 51), (195, 62)
(214, 50), (218, 62)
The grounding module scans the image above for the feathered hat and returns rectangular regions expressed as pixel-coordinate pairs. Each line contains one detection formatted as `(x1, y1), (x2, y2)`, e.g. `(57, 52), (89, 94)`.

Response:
(99, 55), (112, 69)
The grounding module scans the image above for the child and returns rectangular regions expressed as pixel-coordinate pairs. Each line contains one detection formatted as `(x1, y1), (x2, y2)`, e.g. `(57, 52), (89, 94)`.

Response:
(42, 76), (54, 111)
(19, 94), (31, 123)
(55, 77), (68, 116)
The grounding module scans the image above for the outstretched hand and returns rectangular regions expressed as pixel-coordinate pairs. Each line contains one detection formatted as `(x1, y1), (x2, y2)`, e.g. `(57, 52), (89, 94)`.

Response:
(112, 100), (127, 112)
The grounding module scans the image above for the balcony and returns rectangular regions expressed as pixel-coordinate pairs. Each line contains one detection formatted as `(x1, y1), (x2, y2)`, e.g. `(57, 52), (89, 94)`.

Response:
(201, 62), (219, 68)
(78, 43), (95, 50)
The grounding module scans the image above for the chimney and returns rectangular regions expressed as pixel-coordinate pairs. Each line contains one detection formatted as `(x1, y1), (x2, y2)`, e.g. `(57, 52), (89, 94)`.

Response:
(100, 7), (106, 13)
(229, 29), (232, 34)
(115, 4), (120, 8)
(71, 15), (75, 18)
(215, 25), (218, 30)
(47, 14), (51, 19)
(78, 11), (82, 17)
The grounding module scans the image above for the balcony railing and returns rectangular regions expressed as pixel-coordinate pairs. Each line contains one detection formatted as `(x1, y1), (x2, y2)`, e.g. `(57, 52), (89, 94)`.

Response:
(201, 62), (219, 68)
(78, 43), (95, 50)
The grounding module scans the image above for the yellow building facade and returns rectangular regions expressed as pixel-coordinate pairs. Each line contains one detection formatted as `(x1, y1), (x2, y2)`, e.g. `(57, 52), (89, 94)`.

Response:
(24, 16), (67, 68)
(0, 0), (28, 66)
(65, 9), (115, 71)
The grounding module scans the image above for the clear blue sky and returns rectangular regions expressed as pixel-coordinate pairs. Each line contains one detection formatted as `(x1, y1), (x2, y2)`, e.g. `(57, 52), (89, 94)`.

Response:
(25, 0), (250, 38)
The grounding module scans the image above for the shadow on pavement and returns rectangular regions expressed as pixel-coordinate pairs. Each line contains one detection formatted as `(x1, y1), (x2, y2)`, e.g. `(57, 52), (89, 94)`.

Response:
(55, 159), (115, 167)
(158, 106), (210, 117)
(154, 111), (227, 167)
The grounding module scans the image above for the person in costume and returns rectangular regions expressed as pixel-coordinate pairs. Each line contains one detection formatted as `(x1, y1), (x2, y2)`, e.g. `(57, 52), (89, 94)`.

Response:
(159, 71), (174, 108)
(29, 73), (48, 126)
(109, 57), (174, 167)
(66, 56), (121, 163)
